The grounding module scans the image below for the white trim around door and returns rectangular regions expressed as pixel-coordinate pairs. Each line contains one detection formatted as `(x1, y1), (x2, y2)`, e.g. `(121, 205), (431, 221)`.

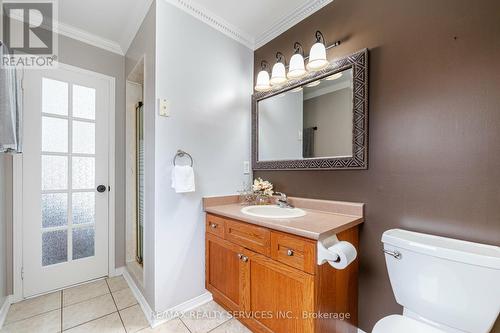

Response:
(12, 62), (116, 299)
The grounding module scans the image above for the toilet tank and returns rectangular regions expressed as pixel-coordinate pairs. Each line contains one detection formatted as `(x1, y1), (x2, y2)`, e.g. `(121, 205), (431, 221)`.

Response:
(382, 229), (500, 333)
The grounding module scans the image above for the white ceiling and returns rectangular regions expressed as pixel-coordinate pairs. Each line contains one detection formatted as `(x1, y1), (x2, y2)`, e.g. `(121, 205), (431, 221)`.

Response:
(56, 0), (153, 54)
(54, 0), (332, 54)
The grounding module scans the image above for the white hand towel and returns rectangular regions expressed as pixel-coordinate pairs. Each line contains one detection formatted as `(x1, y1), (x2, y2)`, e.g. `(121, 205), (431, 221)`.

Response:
(171, 165), (196, 193)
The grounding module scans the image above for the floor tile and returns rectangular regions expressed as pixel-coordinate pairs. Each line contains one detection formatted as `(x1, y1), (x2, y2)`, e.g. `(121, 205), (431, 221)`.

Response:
(63, 293), (117, 330)
(180, 301), (232, 333)
(138, 318), (189, 333)
(0, 309), (60, 333)
(112, 287), (138, 310)
(209, 319), (252, 333)
(107, 276), (129, 292)
(63, 279), (110, 307)
(120, 304), (149, 333)
(64, 312), (125, 333)
(5, 291), (61, 324)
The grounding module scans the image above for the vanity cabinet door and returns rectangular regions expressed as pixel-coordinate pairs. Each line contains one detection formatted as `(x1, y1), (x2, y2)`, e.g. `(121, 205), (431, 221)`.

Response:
(242, 250), (315, 333)
(206, 233), (246, 311)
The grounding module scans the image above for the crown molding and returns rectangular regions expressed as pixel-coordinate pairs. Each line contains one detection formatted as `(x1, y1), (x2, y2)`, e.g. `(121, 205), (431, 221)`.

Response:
(121, 0), (154, 54)
(6, 9), (124, 55)
(160, 0), (333, 50)
(162, 0), (255, 49)
(56, 22), (124, 55)
(254, 0), (334, 50)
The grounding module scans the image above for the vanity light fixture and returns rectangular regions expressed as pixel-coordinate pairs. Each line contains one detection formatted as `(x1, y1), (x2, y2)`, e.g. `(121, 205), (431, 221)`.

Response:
(287, 42), (307, 79)
(255, 61), (272, 92)
(326, 72), (343, 81)
(270, 52), (288, 86)
(307, 31), (329, 71)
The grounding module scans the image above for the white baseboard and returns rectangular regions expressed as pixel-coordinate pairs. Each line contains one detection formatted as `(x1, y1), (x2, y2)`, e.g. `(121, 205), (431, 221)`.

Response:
(120, 267), (156, 327)
(120, 266), (212, 328)
(150, 292), (213, 328)
(0, 295), (13, 329)
(110, 265), (126, 278)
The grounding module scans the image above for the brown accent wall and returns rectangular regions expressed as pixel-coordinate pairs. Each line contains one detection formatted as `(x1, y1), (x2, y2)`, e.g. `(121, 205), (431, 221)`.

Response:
(254, 0), (500, 331)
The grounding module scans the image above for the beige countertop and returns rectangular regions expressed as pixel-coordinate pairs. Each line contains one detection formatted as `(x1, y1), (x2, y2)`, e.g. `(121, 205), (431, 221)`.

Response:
(203, 195), (364, 240)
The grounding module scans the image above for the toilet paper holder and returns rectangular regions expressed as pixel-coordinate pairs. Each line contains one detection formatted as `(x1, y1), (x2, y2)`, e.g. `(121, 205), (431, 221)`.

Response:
(317, 234), (357, 268)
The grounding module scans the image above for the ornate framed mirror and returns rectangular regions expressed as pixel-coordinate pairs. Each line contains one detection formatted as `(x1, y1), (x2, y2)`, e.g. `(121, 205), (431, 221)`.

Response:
(252, 49), (368, 170)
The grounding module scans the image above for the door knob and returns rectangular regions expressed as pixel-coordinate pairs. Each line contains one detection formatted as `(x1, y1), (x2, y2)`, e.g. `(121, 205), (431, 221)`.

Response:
(97, 185), (107, 193)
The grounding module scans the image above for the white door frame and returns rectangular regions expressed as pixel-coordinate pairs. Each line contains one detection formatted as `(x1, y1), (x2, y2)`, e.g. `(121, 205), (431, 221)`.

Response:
(12, 62), (116, 301)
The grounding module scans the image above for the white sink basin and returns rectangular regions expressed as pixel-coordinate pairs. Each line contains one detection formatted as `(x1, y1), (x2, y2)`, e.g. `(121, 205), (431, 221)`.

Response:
(241, 205), (306, 219)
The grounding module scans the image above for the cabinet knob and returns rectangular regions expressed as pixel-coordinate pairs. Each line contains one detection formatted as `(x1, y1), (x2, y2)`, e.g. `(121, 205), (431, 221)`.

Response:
(210, 223), (217, 229)
(287, 249), (294, 257)
(241, 256), (249, 263)
(237, 253), (243, 259)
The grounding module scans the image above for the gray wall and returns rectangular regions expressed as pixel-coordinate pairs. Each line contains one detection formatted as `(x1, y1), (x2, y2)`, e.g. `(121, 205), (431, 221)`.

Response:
(125, 3), (156, 309)
(259, 91), (303, 161)
(154, 0), (253, 311)
(303, 87), (353, 157)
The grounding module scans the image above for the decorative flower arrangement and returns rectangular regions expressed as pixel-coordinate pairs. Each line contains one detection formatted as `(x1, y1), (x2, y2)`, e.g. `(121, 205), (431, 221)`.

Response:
(252, 178), (274, 198)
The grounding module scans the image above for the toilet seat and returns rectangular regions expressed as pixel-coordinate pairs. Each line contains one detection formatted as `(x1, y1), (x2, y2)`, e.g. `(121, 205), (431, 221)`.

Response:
(372, 315), (446, 333)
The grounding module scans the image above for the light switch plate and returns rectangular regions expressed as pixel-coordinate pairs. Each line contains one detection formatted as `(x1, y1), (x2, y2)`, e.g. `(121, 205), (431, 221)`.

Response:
(243, 161), (250, 174)
(159, 98), (170, 117)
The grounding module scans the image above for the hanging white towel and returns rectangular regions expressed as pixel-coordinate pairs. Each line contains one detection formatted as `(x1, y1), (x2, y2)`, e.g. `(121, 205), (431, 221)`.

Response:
(171, 165), (196, 193)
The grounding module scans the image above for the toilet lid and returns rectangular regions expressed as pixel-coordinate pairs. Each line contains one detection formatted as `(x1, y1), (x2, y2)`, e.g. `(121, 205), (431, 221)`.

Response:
(372, 315), (446, 333)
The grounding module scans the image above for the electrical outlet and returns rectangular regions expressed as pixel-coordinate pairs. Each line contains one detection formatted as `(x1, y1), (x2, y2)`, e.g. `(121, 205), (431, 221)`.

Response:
(159, 98), (170, 117)
(243, 161), (250, 174)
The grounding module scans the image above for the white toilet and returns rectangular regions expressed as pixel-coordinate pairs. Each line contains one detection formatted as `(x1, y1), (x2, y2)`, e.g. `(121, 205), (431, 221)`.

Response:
(373, 229), (500, 333)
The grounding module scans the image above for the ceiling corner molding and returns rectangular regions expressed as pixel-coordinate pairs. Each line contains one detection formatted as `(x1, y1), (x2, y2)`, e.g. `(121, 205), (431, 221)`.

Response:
(162, 0), (255, 49)
(8, 10), (124, 55)
(254, 0), (334, 50)
(56, 22), (124, 55)
(121, 0), (154, 54)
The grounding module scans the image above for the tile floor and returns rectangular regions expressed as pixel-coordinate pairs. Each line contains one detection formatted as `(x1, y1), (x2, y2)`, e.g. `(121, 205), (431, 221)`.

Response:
(0, 276), (251, 333)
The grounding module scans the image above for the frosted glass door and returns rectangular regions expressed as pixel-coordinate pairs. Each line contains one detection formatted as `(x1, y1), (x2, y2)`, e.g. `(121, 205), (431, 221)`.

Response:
(22, 65), (112, 297)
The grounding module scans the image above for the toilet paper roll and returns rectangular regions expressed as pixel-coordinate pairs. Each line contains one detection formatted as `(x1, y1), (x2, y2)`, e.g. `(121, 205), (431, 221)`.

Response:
(326, 241), (357, 269)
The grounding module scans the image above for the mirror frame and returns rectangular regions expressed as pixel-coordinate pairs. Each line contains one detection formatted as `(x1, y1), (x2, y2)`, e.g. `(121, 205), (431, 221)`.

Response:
(252, 48), (369, 170)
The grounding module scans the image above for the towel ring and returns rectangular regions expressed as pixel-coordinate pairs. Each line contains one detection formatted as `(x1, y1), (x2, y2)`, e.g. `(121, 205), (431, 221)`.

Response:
(173, 150), (193, 167)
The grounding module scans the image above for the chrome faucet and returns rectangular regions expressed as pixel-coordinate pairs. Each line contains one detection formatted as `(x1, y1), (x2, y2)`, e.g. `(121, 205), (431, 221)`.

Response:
(275, 192), (294, 208)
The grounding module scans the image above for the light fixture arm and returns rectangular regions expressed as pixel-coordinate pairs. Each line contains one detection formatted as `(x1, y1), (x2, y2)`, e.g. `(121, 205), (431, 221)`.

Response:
(315, 30), (326, 45)
(293, 42), (304, 56)
(260, 60), (269, 71)
(275, 52), (286, 65)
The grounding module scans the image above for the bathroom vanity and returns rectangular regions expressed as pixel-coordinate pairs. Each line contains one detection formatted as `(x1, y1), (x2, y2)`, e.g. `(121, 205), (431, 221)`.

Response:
(203, 196), (364, 333)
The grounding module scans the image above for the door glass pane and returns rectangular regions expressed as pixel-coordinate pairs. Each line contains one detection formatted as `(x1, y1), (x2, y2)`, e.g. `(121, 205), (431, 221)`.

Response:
(42, 193), (67, 228)
(73, 85), (96, 120)
(42, 230), (68, 266)
(42, 117), (68, 153)
(72, 121), (95, 154)
(72, 157), (95, 189)
(42, 156), (68, 190)
(72, 192), (95, 225)
(72, 227), (95, 260)
(42, 78), (68, 116)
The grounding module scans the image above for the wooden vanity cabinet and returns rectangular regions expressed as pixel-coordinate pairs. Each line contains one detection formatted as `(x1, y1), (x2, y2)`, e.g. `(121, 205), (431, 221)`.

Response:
(205, 214), (359, 333)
